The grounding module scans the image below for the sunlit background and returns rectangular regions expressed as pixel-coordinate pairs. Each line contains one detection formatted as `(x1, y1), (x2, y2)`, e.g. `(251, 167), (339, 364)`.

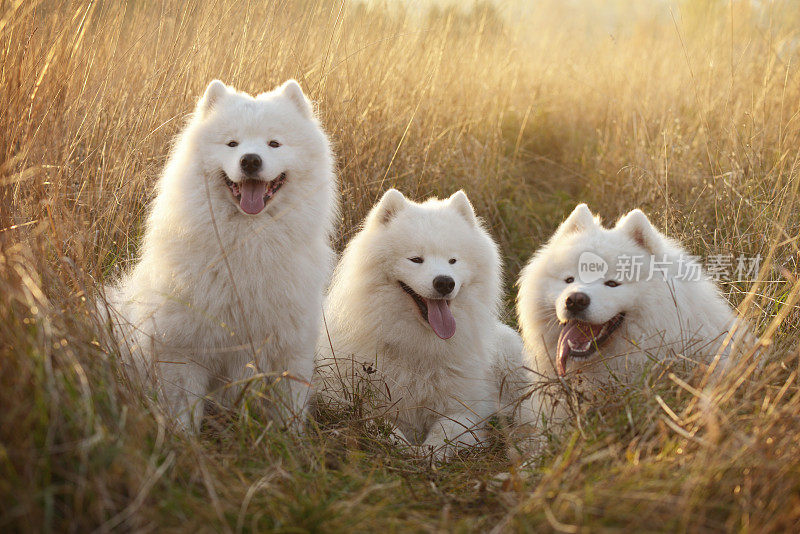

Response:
(2, 0), (799, 530)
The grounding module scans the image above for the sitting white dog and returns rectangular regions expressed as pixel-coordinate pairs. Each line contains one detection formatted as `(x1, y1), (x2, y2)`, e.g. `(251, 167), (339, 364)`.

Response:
(103, 80), (337, 431)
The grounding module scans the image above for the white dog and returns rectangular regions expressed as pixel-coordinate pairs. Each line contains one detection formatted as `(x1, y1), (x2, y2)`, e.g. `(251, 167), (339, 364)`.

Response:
(517, 204), (744, 398)
(316, 189), (523, 459)
(103, 80), (337, 431)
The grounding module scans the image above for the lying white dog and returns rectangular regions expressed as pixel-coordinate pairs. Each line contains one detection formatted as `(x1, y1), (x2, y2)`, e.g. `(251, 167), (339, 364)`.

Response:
(518, 204), (744, 389)
(515, 203), (750, 438)
(316, 189), (524, 459)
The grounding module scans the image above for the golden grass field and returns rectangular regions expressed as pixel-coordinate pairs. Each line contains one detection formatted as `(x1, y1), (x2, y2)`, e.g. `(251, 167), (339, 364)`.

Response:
(2, 0), (800, 530)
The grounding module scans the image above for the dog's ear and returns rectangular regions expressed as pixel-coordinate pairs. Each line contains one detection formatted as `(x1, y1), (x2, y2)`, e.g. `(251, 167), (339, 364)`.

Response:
(279, 79), (314, 119)
(368, 189), (406, 226)
(553, 203), (597, 239)
(448, 190), (477, 226)
(197, 80), (229, 116)
(615, 209), (662, 254)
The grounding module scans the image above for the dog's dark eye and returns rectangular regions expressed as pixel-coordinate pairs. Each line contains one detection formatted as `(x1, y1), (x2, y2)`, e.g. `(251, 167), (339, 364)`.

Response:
(449, 258), (457, 264)
(227, 141), (238, 147)
(409, 257), (424, 264)
(605, 280), (621, 287)
(565, 276), (575, 284)
(268, 140), (281, 148)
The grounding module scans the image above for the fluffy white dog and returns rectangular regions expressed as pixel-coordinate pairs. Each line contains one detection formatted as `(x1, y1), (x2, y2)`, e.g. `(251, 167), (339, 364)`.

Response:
(517, 204), (744, 395)
(103, 79), (337, 431)
(316, 189), (524, 459)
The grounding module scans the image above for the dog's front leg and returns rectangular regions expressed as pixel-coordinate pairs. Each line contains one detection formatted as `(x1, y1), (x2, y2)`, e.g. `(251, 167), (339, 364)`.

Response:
(281, 374), (312, 432)
(422, 412), (487, 462)
(157, 357), (210, 433)
(262, 353), (314, 433)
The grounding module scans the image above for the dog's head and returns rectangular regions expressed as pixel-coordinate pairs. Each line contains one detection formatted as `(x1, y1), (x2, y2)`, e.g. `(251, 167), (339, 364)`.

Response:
(185, 79), (330, 216)
(359, 189), (500, 340)
(519, 204), (683, 377)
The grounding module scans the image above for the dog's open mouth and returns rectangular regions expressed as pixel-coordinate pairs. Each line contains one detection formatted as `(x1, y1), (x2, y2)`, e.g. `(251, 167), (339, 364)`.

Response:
(556, 313), (625, 377)
(223, 172), (286, 215)
(398, 281), (455, 340)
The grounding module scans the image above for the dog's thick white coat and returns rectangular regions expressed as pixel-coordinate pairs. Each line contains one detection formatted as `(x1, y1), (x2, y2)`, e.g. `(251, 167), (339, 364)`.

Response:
(489, 323), (531, 419)
(518, 204), (741, 394)
(104, 80), (337, 430)
(316, 190), (524, 458)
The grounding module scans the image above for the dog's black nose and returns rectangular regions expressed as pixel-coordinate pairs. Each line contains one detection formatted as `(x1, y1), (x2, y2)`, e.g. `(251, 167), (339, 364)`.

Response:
(240, 153), (262, 174)
(565, 292), (590, 313)
(433, 275), (455, 296)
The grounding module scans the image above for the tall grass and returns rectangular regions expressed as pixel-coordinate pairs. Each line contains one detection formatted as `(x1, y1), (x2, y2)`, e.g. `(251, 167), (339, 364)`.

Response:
(1, 0), (799, 530)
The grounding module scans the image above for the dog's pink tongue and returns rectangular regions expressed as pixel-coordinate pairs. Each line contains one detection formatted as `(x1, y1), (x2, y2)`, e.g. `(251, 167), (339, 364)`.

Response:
(425, 299), (456, 340)
(556, 322), (604, 377)
(239, 180), (267, 215)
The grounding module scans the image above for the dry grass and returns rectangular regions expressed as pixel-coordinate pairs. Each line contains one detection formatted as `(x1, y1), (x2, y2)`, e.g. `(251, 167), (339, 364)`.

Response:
(1, 0), (800, 530)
